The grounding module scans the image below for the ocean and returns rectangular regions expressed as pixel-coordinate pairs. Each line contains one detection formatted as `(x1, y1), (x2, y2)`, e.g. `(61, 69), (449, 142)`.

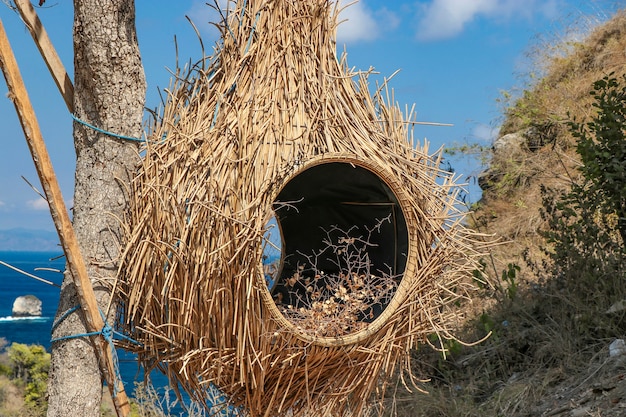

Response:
(0, 251), (66, 348)
(0, 251), (186, 413)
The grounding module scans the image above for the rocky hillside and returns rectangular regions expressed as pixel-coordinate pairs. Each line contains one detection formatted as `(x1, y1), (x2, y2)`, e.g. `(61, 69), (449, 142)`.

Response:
(475, 9), (626, 281)
(389, 9), (626, 417)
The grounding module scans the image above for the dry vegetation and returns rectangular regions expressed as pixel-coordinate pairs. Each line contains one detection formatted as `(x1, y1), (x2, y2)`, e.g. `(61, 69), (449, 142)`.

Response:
(273, 223), (400, 338)
(388, 9), (626, 417)
(476, 9), (626, 277)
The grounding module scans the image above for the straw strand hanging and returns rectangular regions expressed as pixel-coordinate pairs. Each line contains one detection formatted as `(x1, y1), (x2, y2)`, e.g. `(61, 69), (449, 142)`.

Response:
(115, 1), (493, 416)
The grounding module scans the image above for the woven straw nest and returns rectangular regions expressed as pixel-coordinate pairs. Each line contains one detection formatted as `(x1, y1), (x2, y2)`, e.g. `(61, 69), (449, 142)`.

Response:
(116, 1), (491, 416)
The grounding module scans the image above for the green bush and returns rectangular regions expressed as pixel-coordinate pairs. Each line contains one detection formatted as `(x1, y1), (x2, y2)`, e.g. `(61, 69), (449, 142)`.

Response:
(570, 73), (626, 243)
(540, 74), (626, 334)
(7, 343), (50, 416)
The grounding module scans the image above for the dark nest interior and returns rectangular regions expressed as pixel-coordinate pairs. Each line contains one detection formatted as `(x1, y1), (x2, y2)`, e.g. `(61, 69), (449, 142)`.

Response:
(267, 159), (410, 336)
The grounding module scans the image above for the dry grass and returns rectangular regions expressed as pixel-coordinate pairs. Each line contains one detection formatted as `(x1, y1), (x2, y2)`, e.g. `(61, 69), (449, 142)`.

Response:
(0, 375), (25, 417)
(386, 272), (626, 416)
(385, 9), (626, 417)
(273, 222), (400, 338)
(113, 1), (491, 416)
(477, 9), (626, 281)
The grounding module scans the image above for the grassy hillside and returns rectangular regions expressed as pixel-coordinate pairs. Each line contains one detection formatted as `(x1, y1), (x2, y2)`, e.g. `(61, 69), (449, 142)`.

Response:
(387, 9), (626, 417)
(476, 9), (626, 279)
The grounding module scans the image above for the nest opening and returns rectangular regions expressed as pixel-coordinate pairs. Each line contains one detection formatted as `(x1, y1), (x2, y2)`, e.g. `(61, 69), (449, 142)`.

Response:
(262, 159), (410, 339)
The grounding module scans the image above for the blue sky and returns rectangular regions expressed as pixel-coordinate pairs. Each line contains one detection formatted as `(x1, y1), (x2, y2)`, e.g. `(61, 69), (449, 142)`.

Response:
(0, 0), (619, 231)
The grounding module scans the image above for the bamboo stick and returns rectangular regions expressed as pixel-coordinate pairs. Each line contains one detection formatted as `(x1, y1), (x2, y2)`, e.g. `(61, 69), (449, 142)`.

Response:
(0, 17), (129, 417)
(14, 0), (74, 113)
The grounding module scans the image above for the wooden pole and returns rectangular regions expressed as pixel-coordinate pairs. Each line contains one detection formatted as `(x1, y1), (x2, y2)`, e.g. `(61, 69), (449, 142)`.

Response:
(0, 17), (130, 417)
(14, 0), (74, 113)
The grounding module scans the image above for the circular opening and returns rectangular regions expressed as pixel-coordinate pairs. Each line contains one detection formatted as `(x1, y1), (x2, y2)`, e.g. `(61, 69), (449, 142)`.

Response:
(266, 159), (410, 341)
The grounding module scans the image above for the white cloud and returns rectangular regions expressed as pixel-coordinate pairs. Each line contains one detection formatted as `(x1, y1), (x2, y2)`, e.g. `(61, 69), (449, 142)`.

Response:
(185, 0), (226, 36)
(472, 123), (499, 144)
(337, 2), (379, 42)
(415, 0), (562, 41)
(27, 197), (49, 211)
(336, 2), (400, 43)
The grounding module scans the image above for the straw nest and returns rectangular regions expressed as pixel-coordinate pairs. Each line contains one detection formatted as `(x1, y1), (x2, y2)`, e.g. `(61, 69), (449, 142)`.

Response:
(115, 1), (491, 416)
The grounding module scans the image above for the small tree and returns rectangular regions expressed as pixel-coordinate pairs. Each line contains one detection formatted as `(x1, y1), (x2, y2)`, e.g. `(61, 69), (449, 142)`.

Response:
(570, 73), (626, 243)
(8, 343), (50, 415)
(540, 74), (626, 310)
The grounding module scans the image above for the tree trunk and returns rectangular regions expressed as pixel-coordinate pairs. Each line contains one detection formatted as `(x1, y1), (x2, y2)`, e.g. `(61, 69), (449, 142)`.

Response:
(47, 1), (145, 416)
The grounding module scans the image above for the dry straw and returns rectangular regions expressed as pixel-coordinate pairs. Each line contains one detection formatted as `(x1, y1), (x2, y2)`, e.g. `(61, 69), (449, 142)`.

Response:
(115, 1), (492, 416)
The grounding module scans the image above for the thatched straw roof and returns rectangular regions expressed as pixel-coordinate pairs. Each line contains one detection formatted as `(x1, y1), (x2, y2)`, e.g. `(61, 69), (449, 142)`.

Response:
(115, 1), (490, 416)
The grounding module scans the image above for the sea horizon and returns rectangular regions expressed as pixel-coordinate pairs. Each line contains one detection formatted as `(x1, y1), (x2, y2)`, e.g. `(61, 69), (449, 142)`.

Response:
(0, 250), (189, 413)
(0, 229), (60, 252)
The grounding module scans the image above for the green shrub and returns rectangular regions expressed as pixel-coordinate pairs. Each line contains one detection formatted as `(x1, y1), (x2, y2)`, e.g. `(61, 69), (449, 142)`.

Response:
(570, 73), (626, 243)
(539, 74), (626, 337)
(7, 343), (50, 416)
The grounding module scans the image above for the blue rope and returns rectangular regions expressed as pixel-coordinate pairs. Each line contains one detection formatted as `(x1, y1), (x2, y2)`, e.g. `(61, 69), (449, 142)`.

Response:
(51, 305), (80, 332)
(239, 0), (248, 25)
(71, 113), (145, 143)
(50, 306), (142, 397)
(244, 11), (260, 55)
(211, 100), (221, 129)
(51, 306), (142, 346)
(99, 316), (124, 397)
(51, 330), (102, 342)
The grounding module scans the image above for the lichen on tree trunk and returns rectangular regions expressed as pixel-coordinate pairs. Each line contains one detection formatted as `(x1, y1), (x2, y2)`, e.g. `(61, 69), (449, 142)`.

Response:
(47, 1), (145, 416)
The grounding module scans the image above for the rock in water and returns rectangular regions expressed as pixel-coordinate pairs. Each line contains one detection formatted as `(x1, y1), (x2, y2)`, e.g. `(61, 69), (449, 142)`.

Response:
(12, 295), (42, 317)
